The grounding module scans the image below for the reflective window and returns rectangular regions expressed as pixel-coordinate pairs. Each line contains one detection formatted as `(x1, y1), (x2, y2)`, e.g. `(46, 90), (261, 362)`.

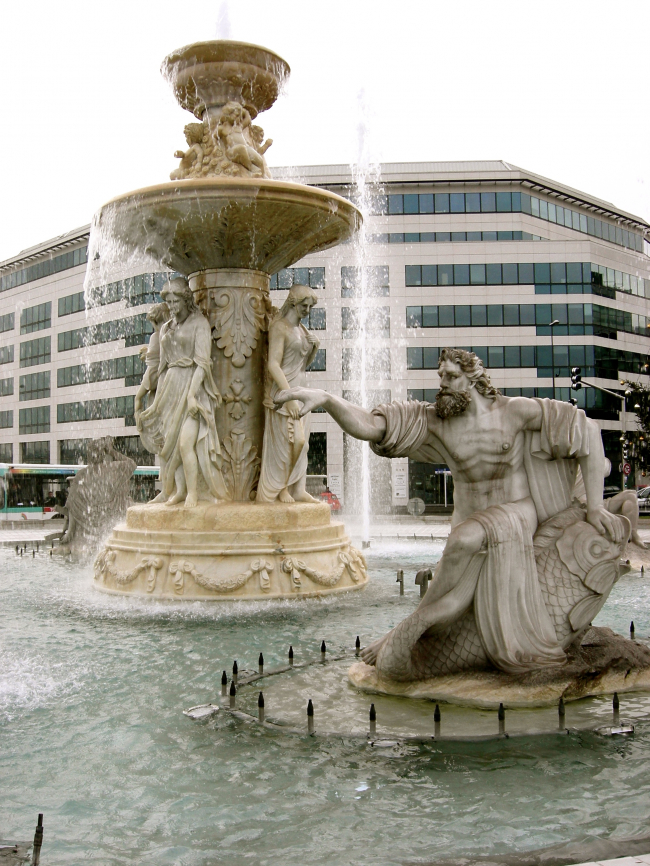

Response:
(20, 302), (51, 334)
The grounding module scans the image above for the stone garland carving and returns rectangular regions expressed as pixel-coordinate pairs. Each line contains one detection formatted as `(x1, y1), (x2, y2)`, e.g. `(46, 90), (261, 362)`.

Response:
(191, 559), (274, 594)
(224, 379), (252, 421)
(281, 548), (366, 590)
(94, 550), (164, 591)
(212, 288), (267, 368)
(221, 429), (261, 501)
(169, 560), (202, 595)
(170, 109), (273, 182)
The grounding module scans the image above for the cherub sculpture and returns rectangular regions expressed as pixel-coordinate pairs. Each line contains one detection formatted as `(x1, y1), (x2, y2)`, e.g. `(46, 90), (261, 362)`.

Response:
(170, 122), (205, 180)
(217, 102), (271, 178)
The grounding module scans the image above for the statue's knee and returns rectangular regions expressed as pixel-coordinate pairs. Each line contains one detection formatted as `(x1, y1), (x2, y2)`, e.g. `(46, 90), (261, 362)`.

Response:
(448, 520), (486, 556)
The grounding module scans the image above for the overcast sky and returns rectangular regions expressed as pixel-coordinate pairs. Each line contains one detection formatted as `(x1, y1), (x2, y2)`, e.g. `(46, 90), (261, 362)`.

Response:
(1, 0), (648, 262)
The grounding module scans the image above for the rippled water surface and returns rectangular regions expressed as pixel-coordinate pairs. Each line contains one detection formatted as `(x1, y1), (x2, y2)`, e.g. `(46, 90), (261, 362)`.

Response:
(2, 541), (650, 865)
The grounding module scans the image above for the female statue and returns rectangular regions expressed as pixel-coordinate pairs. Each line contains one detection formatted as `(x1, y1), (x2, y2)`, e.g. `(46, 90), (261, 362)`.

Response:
(257, 284), (320, 503)
(137, 278), (228, 507)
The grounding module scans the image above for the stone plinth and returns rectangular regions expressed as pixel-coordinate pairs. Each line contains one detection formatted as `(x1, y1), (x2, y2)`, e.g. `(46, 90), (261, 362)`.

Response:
(349, 627), (650, 708)
(94, 502), (367, 600)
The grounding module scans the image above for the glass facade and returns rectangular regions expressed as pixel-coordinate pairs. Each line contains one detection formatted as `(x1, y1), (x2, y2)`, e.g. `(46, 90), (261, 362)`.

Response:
(301, 307), (326, 330)
(19, 405), (50, 435)
(58, 291), (85, 317)
(375, 192), (643, 252)
(21, 441), (50, 464)
(19, 371), (50, 401)
(58, 314), (153, 352)
(341, 266), (390, 298)
(371, 230), (543, 244)
(0, 346), (13, 365)
(342, 348), (391, 379)
(19, 336), (50, 368)
(0, 410), (12, 429)
(0, 443), (12, 462)
(406, 302), (649, 338)
(0, 312), (14, 333)
(405, 262), (648, 298)
(342, 307), (390, 338)
(20, 302), (51, 334)
(0, 377), (13, 396)
(269, 267), (325, 290)
(57, 395), (136, 425)
(0, 245), (88, 293)
(306, 349), (326, 372)
(57, 355), (146, 389)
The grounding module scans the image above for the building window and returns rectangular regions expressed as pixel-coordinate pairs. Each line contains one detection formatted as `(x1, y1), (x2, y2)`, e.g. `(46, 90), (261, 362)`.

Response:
(58, 292), (86, 317)
(0, 442), (13, 462)
(57, 395), (136, 425)
(0, 409), (13, 429)
(20, 302), (51, 334)
(59, 438), (90, 465)
(0, 245), (88, 294)
(269, 267), (325, 290)
(19, 371), (51, 401)
(307, 432), (327, 475)
(113, 435), (155, 465)
(342, 348), (391, 380)
(19, 405), (50, 434)
(301, 307), (326, 330)
(58, 314), (153, 352)
(57, 355), (146, 388)
(370, 230), (543, 244)
(342, 307), (390, 338)
(407, 389), (439, 403)
(341, 266), (389, 298)
(0, 312), (14, 333)
(0, 377), (13, 396)
(306, 349), (326, 372)
(19, 336), (50, 368)
(0, 345), (14, 365)
(21, 440), (50, 464)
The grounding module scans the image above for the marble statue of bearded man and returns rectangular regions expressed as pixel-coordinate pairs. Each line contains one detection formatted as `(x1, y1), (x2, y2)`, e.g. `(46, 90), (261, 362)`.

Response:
(274, 348), (628, 683)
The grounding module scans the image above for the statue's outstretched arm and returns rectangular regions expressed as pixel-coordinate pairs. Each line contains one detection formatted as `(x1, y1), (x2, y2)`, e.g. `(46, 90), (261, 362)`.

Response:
(275, 388), (386, 443)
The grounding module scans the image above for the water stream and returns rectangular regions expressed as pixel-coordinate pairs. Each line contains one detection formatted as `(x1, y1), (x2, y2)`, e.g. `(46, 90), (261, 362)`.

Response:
(2, 543), (650, 865)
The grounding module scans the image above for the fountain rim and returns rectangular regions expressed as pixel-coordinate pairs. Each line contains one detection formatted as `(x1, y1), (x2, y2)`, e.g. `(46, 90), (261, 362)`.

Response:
(161, 39), (291, 80)
(97, 176), (363, 225)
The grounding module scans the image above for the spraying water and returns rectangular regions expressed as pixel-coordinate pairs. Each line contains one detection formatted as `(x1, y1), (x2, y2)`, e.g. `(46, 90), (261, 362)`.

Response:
(350, 90), (382, 546)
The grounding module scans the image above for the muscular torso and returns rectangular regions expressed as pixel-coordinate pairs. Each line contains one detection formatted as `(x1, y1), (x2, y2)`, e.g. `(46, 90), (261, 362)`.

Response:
(426, 396), (539, 526)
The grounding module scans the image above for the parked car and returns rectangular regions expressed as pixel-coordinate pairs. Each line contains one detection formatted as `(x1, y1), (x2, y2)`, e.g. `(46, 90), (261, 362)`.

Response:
(319, 490), (341, 512)
(637, 487), (650, 509)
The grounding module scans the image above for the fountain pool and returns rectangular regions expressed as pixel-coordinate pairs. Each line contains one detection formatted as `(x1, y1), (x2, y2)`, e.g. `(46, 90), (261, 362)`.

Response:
(2, 541), (650, 865)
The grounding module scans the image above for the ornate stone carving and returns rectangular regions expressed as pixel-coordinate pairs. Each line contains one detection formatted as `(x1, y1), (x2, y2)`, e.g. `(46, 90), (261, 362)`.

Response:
(221, 429), (261, 501)
(212, 288), (267, 368)
(192, 559), (274, 593)
(224, 379), (252, 421)
(280, 550), (365, 589)
(169, 560), (202, 595)
(93, 551), (164, 590)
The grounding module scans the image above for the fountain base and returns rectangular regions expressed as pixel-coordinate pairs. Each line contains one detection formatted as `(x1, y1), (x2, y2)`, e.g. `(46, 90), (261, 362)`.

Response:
(94, 501), (368, 600)
(349, 627), (650, 708)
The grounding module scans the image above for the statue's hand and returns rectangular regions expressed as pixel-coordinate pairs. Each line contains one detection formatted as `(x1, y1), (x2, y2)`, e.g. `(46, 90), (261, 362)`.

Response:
(586, 506), (627, 545)
(187, 395), (199, 418)
(275, 387), (326, 418)
(285, 400), (303, 419)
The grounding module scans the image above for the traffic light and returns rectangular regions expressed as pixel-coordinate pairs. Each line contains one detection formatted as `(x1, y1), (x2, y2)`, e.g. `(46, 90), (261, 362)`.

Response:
(570, 367), (582, 390)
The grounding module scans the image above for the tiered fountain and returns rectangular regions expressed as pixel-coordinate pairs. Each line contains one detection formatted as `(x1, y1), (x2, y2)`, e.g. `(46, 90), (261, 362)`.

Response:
(90, 40), (368, 600)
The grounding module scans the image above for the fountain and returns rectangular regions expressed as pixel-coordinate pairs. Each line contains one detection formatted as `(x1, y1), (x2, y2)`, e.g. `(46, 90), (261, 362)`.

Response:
(87, 40), (368, 600)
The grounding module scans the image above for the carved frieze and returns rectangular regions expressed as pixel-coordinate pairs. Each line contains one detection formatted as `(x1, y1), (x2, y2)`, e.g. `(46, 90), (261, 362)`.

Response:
(212, 288), (267, 368)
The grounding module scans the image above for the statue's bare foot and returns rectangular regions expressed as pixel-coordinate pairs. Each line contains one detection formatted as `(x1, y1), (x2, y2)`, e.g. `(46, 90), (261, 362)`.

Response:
(279, 488), (294, 503)
(184, 492), (198, 508)
(150, 491), (168, 504)
(293, 491), (318, 503)
(360, 634), (389, 666)
(165, 491), (185, 506)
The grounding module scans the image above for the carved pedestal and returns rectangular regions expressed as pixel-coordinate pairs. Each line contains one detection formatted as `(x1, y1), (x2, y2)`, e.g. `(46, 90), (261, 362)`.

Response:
(94, 502), (368, 600)
(190, 268), (268, 501)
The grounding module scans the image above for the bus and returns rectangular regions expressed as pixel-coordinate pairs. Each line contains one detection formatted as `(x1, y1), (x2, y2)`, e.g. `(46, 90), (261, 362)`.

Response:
(0, 464), (160, 518)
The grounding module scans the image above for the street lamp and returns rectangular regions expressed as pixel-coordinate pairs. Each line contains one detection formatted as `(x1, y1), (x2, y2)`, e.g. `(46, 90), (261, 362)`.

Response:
(549, 320), (560, 400)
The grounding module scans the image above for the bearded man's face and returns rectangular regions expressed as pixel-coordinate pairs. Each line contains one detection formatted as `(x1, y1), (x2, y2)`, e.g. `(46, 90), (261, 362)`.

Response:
(435, 360), (472, 418)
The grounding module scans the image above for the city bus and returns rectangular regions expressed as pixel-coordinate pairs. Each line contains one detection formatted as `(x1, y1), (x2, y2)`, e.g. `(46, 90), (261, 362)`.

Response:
(0, 463), (160, 518)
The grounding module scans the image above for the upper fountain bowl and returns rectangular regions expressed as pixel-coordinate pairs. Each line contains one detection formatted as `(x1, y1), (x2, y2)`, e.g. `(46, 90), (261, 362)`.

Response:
(162, 40), (290, 120)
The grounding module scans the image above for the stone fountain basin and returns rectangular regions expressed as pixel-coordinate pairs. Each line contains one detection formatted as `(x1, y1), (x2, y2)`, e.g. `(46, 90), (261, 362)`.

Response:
(92, 177), (361, 276)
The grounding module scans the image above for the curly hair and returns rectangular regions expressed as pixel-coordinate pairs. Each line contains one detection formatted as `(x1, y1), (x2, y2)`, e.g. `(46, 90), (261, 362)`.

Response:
(160, 277), (199, 315)
(438, 347), (500, 399)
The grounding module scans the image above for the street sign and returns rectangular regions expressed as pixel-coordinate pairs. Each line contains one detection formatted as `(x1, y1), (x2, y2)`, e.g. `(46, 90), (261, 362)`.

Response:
(407, 497), (426, 517)
(623, 462), (632, 476)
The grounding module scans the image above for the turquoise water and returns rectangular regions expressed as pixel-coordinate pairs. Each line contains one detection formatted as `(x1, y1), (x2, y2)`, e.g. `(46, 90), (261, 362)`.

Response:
(2, 541), (650, 866)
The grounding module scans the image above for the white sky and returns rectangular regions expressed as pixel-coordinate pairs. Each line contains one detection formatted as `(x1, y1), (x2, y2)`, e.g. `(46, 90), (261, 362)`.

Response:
(1, 0), (649, 263)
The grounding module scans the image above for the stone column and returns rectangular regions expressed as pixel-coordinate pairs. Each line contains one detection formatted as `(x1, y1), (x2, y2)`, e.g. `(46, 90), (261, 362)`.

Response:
(189, 268), (271, 501)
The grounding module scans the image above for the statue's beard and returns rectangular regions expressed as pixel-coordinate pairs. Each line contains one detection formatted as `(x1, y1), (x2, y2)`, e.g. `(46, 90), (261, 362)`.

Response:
(435, 389), (471, 419)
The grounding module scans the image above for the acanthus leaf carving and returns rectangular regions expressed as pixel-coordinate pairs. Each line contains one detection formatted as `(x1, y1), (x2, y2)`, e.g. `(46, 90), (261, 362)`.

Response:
(222, 429), (260, 501)
(212, 288), (267, 368)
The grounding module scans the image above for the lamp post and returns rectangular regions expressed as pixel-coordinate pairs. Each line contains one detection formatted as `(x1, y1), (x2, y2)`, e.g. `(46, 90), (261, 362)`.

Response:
(549, 320), (560, 400)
